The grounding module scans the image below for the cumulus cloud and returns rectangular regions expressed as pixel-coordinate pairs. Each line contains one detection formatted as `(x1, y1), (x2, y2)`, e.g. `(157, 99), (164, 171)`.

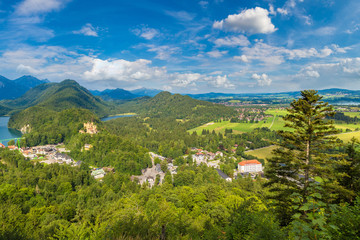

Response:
(15, 0), (69, 16)
(172, 73), (202, 87)
(206, 75), (234, 88)
(84, 59), (166, 82)
(73, 23), (98, 37)
(213, 35), (250, 47)
(213, 7), (277, 34)
(0, 45), (91, 80)
(132, 26), (159, 40)
(84, 57), (234, 89)
(251, 73), (272, 86)
(233, 55), (249, 63)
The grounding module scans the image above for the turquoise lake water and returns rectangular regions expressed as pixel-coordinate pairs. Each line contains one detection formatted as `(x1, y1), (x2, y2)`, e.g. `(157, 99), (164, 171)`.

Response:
(0, 117), (22, 146)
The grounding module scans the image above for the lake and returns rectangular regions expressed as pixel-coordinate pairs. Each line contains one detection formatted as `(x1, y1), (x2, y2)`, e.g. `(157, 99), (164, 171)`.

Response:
(101, 114), (135, 121)
(0, 117), (22, 146)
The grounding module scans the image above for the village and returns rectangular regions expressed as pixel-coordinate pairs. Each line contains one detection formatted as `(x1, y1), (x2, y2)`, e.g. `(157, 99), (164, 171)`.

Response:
(0, 141), (263, 187)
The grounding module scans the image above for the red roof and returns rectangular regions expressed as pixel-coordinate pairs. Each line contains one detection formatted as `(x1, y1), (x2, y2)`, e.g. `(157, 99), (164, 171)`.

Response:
(238, 160), (261, 166)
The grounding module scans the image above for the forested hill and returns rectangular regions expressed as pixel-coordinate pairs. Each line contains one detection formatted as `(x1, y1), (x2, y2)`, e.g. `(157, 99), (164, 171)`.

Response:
(1, 80), (113, 117)
(117, 91), (236, 128)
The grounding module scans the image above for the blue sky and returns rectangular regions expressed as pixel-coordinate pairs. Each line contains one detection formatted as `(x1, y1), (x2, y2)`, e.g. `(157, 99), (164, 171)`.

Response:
(0, 0), (359, 93)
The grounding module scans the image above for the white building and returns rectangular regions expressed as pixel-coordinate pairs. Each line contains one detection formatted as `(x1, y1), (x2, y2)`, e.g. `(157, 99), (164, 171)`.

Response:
(238, 160), (263, 173)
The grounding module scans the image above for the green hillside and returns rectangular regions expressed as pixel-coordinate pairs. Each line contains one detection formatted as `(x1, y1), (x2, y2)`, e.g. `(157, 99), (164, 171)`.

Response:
(117, 91), (236, 128)
(8, 107), (101, 145)
(1, 80), (113, 117)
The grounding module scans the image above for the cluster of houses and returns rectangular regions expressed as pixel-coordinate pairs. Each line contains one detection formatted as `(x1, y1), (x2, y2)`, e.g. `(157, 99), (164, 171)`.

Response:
(2, 139), (264, 184)
(131, 152), (179, 187)
(191, 148), (223, 165)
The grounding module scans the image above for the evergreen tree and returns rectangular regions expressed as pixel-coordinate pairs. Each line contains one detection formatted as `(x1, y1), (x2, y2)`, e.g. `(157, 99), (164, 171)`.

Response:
(264, 90), (345, 225)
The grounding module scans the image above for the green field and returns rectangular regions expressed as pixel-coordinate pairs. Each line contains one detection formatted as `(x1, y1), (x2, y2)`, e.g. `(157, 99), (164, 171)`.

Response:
(335, 131), (360, 143)
(343, 112), (360, 118)
(189, 117), (288, 134)
(189, 109), (290, 134)
(245, 145), (278, 162)
(265, 108), (288, 116)
(189, 108), (360, 135)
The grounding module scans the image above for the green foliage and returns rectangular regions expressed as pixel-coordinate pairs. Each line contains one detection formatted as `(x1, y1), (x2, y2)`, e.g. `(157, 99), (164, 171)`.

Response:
(116, 91), (236, 129)
(265, 90), (349, 226)
(2, 80), (114, 117)
(9, 107), (101, 146)
(0, 149), (286, 239)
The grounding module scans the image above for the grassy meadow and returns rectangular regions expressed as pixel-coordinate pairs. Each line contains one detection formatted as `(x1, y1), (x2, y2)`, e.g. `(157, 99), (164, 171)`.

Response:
(244, 145), (279, 162)
(189, 108), (360, 140)
(188, 108), (290, 134)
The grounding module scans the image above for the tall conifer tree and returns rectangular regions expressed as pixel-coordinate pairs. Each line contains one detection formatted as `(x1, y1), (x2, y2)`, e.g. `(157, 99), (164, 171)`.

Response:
(265, 90), (346, 225)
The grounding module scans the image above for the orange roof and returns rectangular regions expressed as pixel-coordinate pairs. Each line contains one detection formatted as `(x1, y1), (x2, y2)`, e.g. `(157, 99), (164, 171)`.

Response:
(7, 146), (17, 150)
(0, 143), (5, 148)
(238, 160), (261, 166)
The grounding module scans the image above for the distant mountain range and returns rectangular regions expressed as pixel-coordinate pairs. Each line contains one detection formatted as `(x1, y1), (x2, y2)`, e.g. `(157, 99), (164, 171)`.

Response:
(0, 75), (49, 100)
(187, 88), (360, 100)
(91, 87), (162, 100)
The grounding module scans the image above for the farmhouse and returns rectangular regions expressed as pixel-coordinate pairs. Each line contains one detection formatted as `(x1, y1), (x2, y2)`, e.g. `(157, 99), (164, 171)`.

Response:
(238, 160), (263, 173)
(0, 143), (5, 148)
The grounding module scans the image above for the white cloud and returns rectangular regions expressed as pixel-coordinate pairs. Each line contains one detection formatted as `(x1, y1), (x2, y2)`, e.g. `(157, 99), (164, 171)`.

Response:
(277, 8), (288, 15)
(0, 45), (92, 80)
(172, 73), (202, 87)
(276, 0), (312, 25)
(251, 73), (272, 86)
(206, 75), (234, 88)
(236, 42), (338, 66)
(207, 50), (228, 58)
(213, 35), (250, 47)
(233, 55), (249, 63)
(331, 44), (351, 53)
(312, 27), (336, 36)
(83, 56), (234, 89)
(84, 59), (166, 82)
(213, 7), (277, 34)
(132, 26), (159, 40)
(165, 10), (195, 22)
(73, 23), (98, 37)
(292, 58), (360, 89)
(15, 0), (69, 16)
(146, 45), (181, 60)
(0, 44), (237, 91)
(269, 4), (276, 15)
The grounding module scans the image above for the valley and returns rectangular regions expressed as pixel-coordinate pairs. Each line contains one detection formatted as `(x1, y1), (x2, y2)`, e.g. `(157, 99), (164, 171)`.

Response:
(1, 79), (360, 239)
